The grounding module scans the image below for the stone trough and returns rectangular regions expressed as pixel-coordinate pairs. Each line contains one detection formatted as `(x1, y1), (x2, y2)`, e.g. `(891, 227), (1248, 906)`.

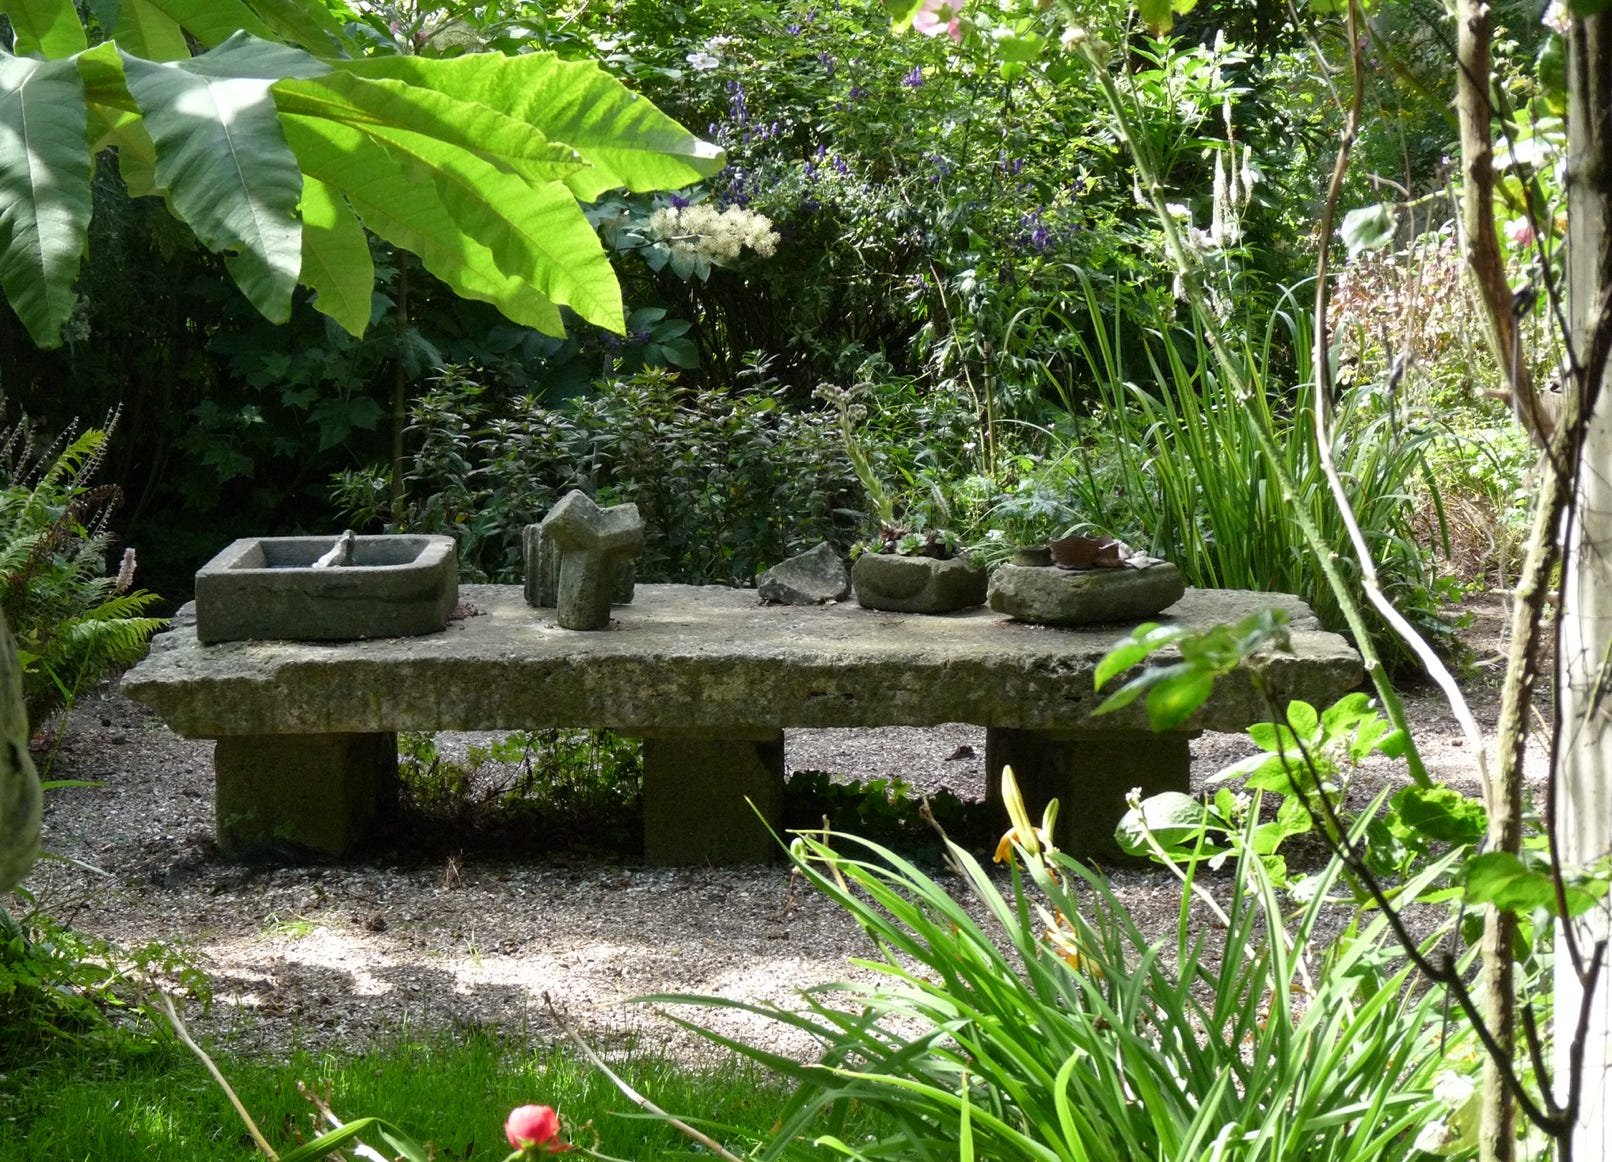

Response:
(194, 534), (458, 644)
(124, 584), (1362, 864)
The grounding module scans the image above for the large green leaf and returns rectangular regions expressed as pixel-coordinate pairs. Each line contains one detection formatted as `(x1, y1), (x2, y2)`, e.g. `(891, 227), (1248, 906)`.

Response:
(111, 0), (192, 62)
(2, 0), (88, 58)
(120, 33), (326, 322)
(342, 52), (725, 200)
(0, 53), (92, 347)
(237, 0), (351, 55)
(297, 175), (372, 337)
(124, 0), (277, 46)
(281, 113), (565, 335)
(273, 71), (586, 188)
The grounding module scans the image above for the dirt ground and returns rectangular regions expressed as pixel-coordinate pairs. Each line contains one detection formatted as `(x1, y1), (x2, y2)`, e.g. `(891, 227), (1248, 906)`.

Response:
(19, 592), (1548, 1064)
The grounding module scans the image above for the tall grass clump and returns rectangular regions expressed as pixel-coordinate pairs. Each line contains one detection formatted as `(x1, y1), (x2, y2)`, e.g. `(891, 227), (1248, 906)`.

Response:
(646, 794), (1471, 1160)
(1051, 276), (1447, 666)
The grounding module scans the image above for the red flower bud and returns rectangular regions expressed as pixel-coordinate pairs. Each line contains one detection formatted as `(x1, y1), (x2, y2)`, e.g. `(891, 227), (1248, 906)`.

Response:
(505, 1104), (560, 1150)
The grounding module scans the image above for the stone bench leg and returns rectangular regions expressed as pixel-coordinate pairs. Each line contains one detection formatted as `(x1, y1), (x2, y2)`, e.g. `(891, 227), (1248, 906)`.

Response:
(214, 733), (397, 858)
(640, 734), (785, 865)
(984, 728), (1196, 859)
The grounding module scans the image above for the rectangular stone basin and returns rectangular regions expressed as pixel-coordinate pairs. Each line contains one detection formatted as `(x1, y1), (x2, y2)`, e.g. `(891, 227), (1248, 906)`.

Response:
(195, 535), (458, 643)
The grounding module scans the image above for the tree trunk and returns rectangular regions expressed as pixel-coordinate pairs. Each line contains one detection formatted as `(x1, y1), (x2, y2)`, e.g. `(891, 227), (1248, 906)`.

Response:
(1558, 11), (1612, 1159)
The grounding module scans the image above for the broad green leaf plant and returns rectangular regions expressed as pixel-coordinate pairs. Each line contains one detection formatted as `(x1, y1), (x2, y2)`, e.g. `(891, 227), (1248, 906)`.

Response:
(0, 0), (725, 348)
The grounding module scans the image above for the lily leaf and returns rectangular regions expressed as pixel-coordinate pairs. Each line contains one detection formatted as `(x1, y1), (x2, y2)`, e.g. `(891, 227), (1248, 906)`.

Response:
(4, 0), (88, 57)
(297, 176), (372, 337)
(280, 113), (566, 335)
(0, 52), (93, 347)
(120, 34), (326, 323)
(342, 52), (726, 199)
(273, 71), (586, 188)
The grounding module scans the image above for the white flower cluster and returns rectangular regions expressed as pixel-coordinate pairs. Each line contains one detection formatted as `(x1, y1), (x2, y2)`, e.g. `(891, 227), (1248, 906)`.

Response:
(648, 204), (781, 265)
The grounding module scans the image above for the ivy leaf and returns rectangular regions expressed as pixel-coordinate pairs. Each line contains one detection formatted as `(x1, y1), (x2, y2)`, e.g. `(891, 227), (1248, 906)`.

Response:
(1390, 786), (1486, 846)
(1465, 852), (1556, 914)
(1341, 204), (1396, 258)
(1143, 667), (1214, 731)
(1137, 0), (1197, 35)
(1285, 700), (1319, 739)
(1094, 622), (1179, 690)
(1115, 791), (1212, 856)
(1464, 851), (1605, 917)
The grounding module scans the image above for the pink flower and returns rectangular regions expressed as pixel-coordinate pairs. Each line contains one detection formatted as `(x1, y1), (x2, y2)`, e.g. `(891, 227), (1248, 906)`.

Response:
(505, 1105), (563, 1152)
(1505, 217), (1537, 248)
(913, 0), (963, 42)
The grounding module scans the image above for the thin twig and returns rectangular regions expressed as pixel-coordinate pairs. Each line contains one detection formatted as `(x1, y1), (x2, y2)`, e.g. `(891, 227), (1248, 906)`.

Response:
(542, 993), (746, 1162)
(1265, 711), (1566, 1136)
(149, 986), (280, 1160)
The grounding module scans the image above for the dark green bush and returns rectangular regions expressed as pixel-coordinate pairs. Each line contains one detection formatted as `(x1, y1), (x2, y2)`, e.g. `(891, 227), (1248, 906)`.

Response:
(334, 362), (972, 585)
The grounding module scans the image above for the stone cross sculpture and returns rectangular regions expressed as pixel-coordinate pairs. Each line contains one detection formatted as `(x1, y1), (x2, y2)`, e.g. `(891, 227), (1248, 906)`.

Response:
(529, 491), (645, 630)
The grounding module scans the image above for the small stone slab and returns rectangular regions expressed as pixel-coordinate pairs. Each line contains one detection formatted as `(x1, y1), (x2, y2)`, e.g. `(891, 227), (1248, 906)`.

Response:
(852, 553), (988, 614)
(540, 491), (645, 630)
(988, 561), (1187, 626)
(757, 542), (849, 605)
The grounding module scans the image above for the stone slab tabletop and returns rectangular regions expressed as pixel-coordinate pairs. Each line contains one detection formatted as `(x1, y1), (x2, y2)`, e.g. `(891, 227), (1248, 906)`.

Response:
(123, 584), (1364, 740)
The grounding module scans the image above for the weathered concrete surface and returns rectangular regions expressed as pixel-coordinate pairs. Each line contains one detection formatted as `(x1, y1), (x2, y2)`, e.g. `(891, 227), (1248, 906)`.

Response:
(127, 585), (1362, 739)
(194, 535), (458, 644)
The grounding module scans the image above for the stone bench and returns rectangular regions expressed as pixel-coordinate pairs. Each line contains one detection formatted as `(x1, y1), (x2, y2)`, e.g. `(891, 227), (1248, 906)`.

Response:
(122, 584), (1362, 863)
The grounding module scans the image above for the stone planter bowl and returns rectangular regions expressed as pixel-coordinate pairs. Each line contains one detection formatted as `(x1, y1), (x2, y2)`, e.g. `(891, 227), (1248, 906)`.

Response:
(987, 560), (1186, 626)
(851, 553), (988, 614)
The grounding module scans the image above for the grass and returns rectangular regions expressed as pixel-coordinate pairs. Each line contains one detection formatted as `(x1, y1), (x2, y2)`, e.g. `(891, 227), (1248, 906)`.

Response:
(0, 1029), (798, 1160)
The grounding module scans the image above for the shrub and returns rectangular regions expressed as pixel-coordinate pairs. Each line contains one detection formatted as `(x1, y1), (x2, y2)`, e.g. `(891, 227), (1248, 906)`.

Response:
(0, 418), (165, 725)
(333, 362), (972, 586)
(0, 897), (207, 1058)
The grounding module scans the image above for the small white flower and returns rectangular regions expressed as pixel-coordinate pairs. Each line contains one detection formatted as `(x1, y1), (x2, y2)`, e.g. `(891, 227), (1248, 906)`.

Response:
(1414, 1120), (1454, 1155)
(1432, 1071), (1476, 1108)
(685, 50), (720, 70)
